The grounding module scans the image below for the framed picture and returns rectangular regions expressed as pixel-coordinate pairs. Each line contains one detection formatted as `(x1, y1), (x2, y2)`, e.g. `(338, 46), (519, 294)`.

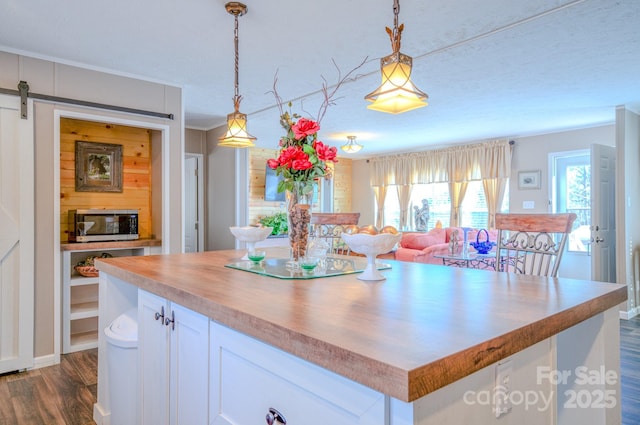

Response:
(518, 170), (541, 190)
(75, 141), (123, 192)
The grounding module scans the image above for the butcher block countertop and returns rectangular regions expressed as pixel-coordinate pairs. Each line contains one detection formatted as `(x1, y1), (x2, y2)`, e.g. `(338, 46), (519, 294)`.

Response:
(95, 249), (627, 403)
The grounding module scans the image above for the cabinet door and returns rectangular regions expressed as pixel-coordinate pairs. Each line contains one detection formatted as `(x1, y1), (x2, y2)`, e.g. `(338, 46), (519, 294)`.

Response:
(169, 303), (209, 425)
(138, 290), (170, 425)
(210, 321), (385, 425)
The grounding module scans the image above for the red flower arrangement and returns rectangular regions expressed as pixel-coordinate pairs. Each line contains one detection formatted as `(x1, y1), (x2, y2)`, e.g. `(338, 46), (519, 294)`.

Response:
(267, 112), (338, 195)
(267, 59), (365, 196)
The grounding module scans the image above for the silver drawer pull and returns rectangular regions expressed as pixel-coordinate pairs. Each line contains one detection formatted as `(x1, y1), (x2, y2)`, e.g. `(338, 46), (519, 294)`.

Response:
(266, 407), (286, 425)
(165, 310), (175, 331)
(154, 305), (165, 323)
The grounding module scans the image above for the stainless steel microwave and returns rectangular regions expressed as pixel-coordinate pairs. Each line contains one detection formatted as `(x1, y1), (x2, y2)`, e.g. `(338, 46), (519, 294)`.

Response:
(68, 209), (139, 242)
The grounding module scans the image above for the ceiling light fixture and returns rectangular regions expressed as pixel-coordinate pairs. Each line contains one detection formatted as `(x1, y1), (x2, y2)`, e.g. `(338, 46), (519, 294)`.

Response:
(364, 0), (428, 114)
(218, 2), (256, 148)
(341, 135), (363, 153)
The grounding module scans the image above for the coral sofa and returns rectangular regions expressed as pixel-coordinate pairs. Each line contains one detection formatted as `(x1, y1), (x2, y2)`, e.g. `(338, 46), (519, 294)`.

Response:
(394, 227), (498, 264)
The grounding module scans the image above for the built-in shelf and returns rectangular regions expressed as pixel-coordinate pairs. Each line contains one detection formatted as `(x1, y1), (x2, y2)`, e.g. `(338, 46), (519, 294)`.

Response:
(70, 301), (99, 320)
(61, 241), (161, 353)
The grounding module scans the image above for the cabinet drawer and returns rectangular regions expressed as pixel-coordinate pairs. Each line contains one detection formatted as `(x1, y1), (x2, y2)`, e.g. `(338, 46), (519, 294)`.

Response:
(210, 321), (385, 425)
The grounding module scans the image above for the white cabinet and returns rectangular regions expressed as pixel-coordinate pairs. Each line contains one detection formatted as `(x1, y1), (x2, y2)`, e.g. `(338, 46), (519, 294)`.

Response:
(62, 246), (157, 353)
(138, 289), (209, 425)
(209, 320), (385, 425)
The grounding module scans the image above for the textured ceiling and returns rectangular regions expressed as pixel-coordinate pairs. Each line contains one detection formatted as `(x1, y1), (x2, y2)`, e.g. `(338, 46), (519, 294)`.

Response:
(1, 0), (639, 158)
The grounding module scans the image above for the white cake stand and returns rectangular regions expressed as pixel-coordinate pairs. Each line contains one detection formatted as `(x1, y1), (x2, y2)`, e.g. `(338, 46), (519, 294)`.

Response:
(341, 233), (401, 281)
(229, 226), (273, 260)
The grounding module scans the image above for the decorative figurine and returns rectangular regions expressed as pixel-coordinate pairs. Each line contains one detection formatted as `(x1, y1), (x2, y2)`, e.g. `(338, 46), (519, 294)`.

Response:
(414, 199), (430, 231)
(449, 229), (459, 255)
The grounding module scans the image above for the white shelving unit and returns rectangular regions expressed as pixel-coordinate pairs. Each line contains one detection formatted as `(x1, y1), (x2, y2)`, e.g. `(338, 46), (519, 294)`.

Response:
(61, 242), (161, 353)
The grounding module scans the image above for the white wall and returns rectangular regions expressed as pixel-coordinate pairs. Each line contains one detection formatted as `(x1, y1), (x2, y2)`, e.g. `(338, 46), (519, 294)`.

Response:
(206, 126), (242, 251)
(509, 125), (615, 214)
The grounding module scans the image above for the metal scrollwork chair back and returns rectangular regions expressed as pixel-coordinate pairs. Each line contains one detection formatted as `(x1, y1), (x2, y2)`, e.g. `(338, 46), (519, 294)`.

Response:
(494, 213), (577, 277)
(310, 213), (360, 255)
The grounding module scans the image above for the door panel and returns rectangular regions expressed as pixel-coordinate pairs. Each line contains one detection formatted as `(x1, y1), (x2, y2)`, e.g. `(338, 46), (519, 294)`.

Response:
(591, 144), (616, 283)
(0, 94), (34, 373)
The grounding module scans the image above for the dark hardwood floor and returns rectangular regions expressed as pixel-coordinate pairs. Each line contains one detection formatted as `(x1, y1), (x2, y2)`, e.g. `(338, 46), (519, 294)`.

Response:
(621, 316), (640, 425)
(0, 349), (97, 425)
(1, 316), (639, 424)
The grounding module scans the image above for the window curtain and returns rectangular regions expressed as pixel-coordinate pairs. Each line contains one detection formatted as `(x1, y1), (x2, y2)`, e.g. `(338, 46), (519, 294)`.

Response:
(372, 186), (387, 229)
(482, 178), (507, 228)
(448, 181), (468, 227)
(370, 140), (512, 227)
(396, 184), (413, 230)
(479, 141), (512, 228)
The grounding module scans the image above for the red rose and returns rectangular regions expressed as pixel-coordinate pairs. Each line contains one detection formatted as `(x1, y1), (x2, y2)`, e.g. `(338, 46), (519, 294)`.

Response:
(277, 146), (307, 169)
(313, 140), (338, 163)
(267, 158), (279, 169)
(292, 158), (313, 171)
(291, 118), (320, 140)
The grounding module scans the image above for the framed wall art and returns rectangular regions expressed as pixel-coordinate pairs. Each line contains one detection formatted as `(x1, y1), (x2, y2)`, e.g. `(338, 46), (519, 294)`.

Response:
(518, 170), (541, 190)
(75, 141), (123, 192)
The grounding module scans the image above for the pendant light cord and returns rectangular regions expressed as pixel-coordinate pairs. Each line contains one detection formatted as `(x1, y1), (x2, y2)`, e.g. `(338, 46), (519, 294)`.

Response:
(233, 11), (241, 112)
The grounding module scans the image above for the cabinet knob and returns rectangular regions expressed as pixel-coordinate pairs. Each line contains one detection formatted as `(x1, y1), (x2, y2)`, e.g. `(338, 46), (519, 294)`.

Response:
(165, 310), (175, 331)
(154, 305), (165, 323)
(266, 407), (286, 425)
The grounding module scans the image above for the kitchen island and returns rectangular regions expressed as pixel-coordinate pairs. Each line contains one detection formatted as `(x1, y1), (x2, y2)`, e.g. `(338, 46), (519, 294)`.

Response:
(93, 249), (626, 425)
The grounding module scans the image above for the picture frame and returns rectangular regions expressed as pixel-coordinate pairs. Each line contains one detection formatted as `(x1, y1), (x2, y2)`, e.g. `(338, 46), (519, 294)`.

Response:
(75, 141), (123, 192)
(518, 170), (541, 190)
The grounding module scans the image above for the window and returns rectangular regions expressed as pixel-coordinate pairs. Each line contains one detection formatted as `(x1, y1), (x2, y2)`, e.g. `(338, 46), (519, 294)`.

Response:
(551, 150), (590, 253)
(383, 181), (508, 231)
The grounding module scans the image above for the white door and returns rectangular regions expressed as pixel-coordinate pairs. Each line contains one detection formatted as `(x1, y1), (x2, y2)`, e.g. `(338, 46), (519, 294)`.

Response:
(590, 144), (616, 283)
(184, 155), (203, 253)
(0, 94), (34, 373)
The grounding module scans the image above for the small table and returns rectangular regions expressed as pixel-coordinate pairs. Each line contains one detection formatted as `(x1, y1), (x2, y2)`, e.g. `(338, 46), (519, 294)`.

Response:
(434, 252), (496, 270)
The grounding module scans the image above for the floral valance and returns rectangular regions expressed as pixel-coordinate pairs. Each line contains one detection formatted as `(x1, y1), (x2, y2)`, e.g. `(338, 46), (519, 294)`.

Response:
(370, 139), (512, 187)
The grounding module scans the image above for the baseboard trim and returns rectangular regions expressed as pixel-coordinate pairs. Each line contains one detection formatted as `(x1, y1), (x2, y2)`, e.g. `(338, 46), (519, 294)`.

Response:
(619, 306), (639, 320)
(32, 353), (60, 369)
(93, 402), (110, 425)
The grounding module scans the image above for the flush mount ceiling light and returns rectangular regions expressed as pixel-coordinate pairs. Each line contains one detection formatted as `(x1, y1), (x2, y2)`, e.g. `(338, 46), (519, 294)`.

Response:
(218, 2), (256, 148)
(341, 135), (363, 153)
(364, 0), (428, 114)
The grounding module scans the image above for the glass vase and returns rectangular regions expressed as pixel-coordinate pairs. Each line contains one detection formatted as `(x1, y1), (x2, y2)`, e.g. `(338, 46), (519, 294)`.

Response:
(286, 182), (313, 261)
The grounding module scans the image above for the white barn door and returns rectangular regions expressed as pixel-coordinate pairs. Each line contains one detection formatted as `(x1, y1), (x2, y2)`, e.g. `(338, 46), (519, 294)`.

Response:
(0, 94), (34, 373)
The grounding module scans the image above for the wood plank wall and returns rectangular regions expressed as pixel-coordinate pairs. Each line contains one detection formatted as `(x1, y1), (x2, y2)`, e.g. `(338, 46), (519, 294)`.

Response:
(248, 148), (353, 226)
(60, 118), (153, 242)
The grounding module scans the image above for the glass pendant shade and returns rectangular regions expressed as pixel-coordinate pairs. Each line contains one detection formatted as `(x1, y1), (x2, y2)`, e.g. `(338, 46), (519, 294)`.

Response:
(341, 136), (363, 153)
(218, 111), (256, 147)
(365, 52), (428, 114)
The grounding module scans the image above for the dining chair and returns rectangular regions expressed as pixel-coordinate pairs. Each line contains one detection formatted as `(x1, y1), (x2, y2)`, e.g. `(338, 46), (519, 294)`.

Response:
(310, 213), (360, 255)
(494, 213), (577, 277)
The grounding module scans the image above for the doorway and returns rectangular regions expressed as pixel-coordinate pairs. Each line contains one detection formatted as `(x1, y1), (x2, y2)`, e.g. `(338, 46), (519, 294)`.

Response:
(184, 154), (204, 252)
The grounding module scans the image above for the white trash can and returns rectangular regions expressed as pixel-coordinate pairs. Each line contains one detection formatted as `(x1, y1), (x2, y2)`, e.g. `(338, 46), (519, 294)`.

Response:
(104, 308), (138, 425)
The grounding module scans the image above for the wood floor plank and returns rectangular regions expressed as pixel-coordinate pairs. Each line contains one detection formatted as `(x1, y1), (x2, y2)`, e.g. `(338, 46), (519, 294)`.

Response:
(39, 356), (95, 425)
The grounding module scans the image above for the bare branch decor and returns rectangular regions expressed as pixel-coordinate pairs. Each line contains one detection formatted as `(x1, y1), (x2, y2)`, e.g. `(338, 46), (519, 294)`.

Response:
(75, 141), (123, 192)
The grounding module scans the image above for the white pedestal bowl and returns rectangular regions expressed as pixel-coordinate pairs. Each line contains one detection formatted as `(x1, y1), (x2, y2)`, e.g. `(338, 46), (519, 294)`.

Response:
(229, 226), (273, 260)
(341, 233), (401, 281)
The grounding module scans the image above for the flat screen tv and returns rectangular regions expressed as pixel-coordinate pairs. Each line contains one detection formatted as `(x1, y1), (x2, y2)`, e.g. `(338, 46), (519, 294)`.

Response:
(264, 165), (286, 202)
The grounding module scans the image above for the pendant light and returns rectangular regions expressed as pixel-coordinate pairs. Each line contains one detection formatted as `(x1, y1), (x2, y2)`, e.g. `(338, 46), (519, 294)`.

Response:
(365, 0), (428, 114)
(219, 2), (256, 148)
(341, 135), (363, 153)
